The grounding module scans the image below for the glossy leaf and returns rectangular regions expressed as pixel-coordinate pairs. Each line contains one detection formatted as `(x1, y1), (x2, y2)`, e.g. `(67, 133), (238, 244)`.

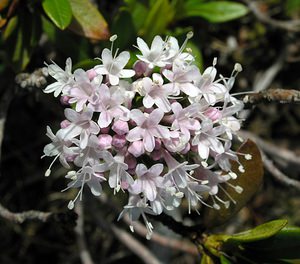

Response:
(2, 13), (41, 72)
(112, 10), (136, 49)
(220, 255), (232, 264)
(123, 0), (148, 32)
(203, 139), (264, 228)
(42, 0), (72, 30)
(68, 0), (109, 40)
(228, 219), (288, 243)
(140, 0), (175, 41)
(201, 253), (216, 264)
(182, 1), (248, 23)
(244, 226), (300, 259)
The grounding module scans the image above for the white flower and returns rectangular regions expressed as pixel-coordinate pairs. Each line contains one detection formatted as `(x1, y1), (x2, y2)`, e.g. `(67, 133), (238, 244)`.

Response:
(136, 36), (167, 69)
(139, 73), (173, 112)
(126, 108), (170, 152)
(94, 48), (135, 85)
(44, 58), (74, 97)
(60, 108), (100, 149)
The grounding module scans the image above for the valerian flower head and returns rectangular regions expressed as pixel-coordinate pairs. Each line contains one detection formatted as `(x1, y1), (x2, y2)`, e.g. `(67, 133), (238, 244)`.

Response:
(42, 33), (246, 239)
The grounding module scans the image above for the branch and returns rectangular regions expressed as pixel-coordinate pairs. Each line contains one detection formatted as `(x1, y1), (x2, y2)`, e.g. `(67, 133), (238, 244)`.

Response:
(111, 225), (161, 264)
(0, 202), (52, 223)
(75, 202), (95, 264)
(89, 199), (161, 264)
(97, 195), (199, 255)
(238, 130), (300, 166)
(243, 89), (300, 105)
(261, 152), (300, 190)
(243, 0), (300, 32)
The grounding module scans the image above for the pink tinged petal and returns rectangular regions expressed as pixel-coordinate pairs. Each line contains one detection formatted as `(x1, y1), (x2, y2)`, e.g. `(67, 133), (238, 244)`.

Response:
(61, 124), (82, 139)
(162, 69), (174, 81)
(119, 69), (135, 78)
(147, 108), (164, 127)
(153, 125), (170, 139)
(155, 97), (171, 112)
(101, 48), (113, 66)
(88, 180), (102, 196)
(180, 83), (199, 97)
(143, 131), (155, 152)
(152, 73), (163, 85)
(80, 130), (89, 149)
(44, 82), (62, 94)
(151, 36), (164, 51)
(171, 102), (182, 116)
(64, 108), (79, 123)
(198, 143), (210, 160)
(151, 200), (163, 214)
(149, 164), (163, 176)
(98, 111), (112, 128)
(143, 181), (157, 201)
(115, 51), (130, 69)
(129, 180), (143, 195)
(136, 163), (148, 178)
(128, 141), (145, 157)
(143, 95), (155, 108)
(109, 74), (119, 85)
(130, 109), (146, 126)
(137, 37), (150, 54)
(74, 69), (89, 83)
(203, 66), (217, 80)
(94, 65), (108, 75)
(89, 121), (100, 134)
(208, 138), (224, 154)
(126, 127), (143, 142)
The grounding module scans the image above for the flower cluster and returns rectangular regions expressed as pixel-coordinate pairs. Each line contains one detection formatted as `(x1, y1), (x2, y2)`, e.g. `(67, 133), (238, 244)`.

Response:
(42, 33), (249, 239)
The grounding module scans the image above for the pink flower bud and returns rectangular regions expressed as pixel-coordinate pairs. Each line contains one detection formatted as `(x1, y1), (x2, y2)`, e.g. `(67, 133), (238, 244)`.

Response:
(60, 119), (71, 128)
(180, 143), (190, 154)
(154, 138), (161, 150)
(112, 120), (129, 135)
(128, 141), (145, 157)
(190, 144), (198, 152)
(204, 107), (222, 121)
(60, 96), (70, 105)
(150, 150), (162, 161)
(125, 154), (137, 169)
(133, 61), (148, 77)
(65, 154), (76, 162)
(100, 126), (110, 134)
(112, 134), (127, 149)
(87, 69), (97, 80)
(98, 134), (112, 149)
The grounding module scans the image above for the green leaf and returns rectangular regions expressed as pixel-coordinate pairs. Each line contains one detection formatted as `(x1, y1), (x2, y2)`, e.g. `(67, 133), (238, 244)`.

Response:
(285, 0), (300, 16)
(140, 0), (175, 41)
(228, 220), (288, 243)
(123, 0), (148, 32)
(112, 10), (136, 49)
(186, 41), (203, 71)
(220, 255), (233, 264)
(244, 226), (300, 259)
(201, 253), (216, 264)
(68, 0), (109, 40)
(182, 1), (248, 23)
(42, 0), (72, 30)
(73, 59), (99, 70)
(2, 12), (41, 72)
(203, 139), (264, 228)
